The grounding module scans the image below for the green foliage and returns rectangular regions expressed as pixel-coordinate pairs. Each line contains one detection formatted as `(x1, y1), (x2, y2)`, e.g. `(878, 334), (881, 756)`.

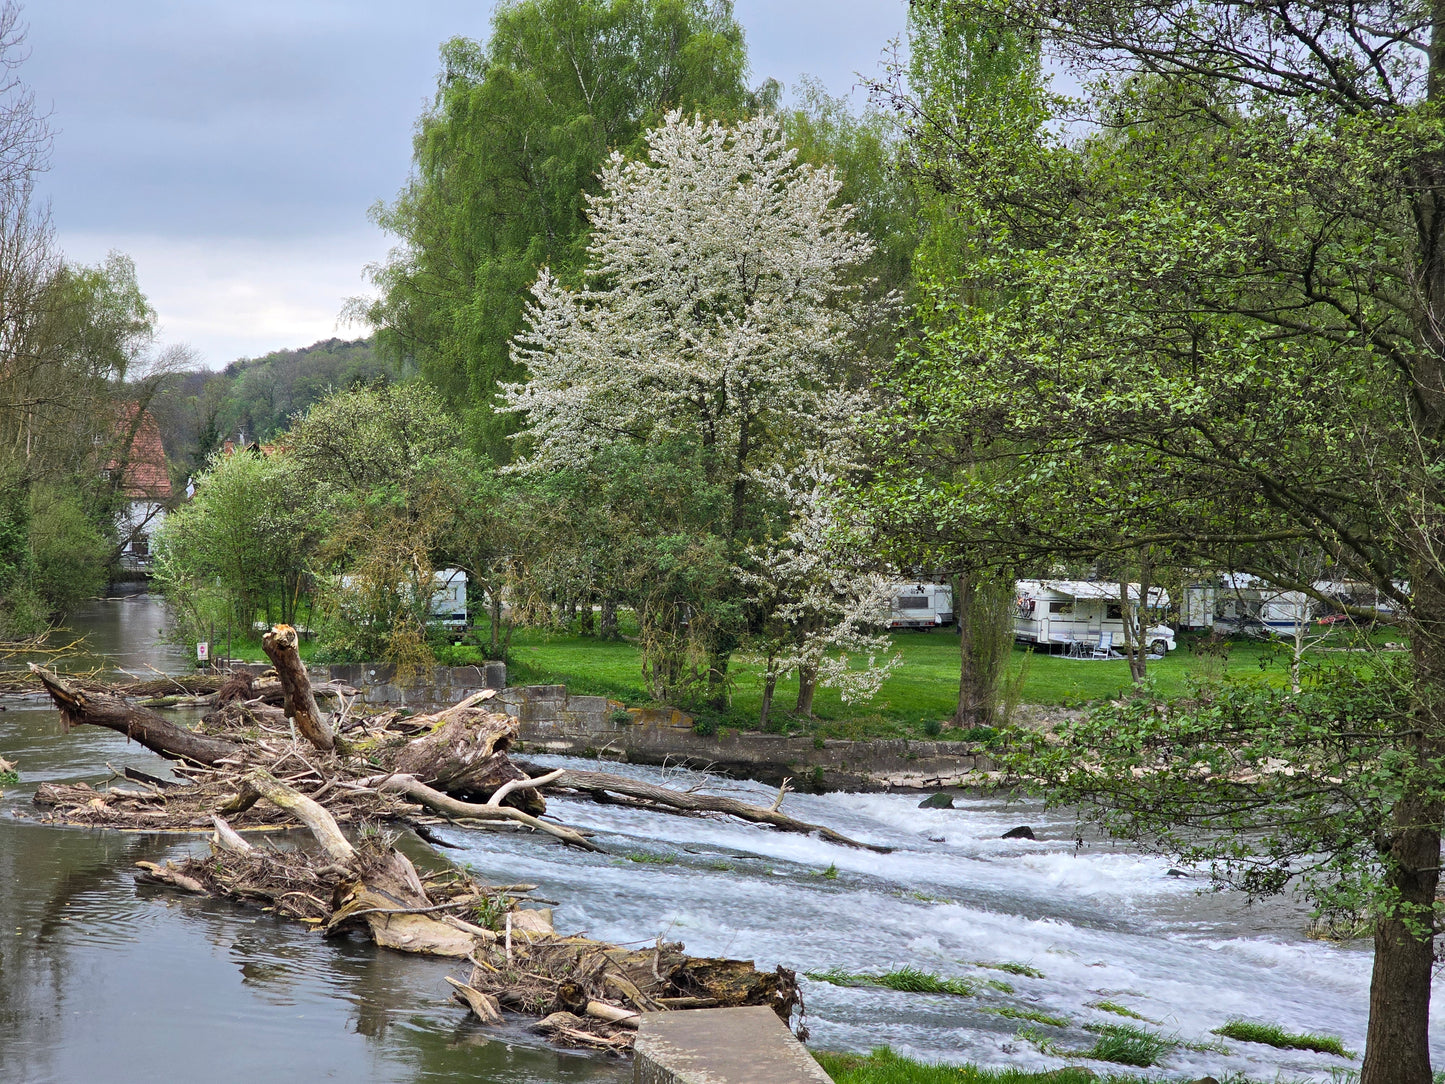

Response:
(1090, 1000), (1148, 1021)
(813, 1046), (1108, 1084)
(154, 449), (318, 640)
(148, 337), (400, 477)
(1213, 1018), (1353, 1058)
(1080, 1022), (1177, 1067)
(624, 851), (675, 865)
(1009, 662), (1421, 917)
(29, 486), (109, 616)
(805, 967), (975, 997)
(287, 381), (478, 678)
(973, 960), (1044, 979)
(361, 0), (755, 457)
(982, 1006), (1069, 1028)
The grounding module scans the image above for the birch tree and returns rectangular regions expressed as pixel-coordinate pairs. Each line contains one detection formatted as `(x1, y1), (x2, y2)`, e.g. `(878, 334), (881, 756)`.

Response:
(503, 110), (878, 705)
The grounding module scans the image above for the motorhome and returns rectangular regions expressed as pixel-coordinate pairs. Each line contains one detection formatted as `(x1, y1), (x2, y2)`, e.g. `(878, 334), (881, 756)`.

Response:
(1181, 574), (1312, 637)
(886, 581), (955, 630)
(1013, 579), (1177, 656)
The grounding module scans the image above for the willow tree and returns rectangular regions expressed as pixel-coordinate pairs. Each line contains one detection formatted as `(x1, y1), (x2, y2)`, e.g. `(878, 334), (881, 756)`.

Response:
(502, 111), (877, 707)
(883, 0), (1445, 1077)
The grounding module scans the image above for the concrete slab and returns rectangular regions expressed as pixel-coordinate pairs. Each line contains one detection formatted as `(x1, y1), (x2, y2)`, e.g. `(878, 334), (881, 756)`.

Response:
(632, 1006), (833, 1084)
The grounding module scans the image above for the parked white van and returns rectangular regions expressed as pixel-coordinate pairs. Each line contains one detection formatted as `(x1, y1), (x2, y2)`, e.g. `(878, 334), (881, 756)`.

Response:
(1013, 579), (1176, 656)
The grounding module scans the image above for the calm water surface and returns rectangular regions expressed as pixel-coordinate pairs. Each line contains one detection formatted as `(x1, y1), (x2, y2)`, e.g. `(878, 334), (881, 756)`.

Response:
(0, 595), (624, 1084)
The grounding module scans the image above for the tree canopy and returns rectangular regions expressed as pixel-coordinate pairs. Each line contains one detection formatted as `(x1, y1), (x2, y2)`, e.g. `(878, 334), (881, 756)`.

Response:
(878, 1), (1445, 1077)
(359, 0), (764, 458)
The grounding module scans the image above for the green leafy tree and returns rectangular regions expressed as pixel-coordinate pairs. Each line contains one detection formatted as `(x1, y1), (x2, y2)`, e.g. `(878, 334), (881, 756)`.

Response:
(284, 382), (477, 675)
(881, 0), (1445, 1076)
(153, 450), (319, 641)
(357, 0), (760, 458)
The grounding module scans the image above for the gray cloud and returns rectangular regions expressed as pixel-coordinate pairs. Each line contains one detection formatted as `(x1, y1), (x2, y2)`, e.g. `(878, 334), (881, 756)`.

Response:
(23, 0), (907, 362)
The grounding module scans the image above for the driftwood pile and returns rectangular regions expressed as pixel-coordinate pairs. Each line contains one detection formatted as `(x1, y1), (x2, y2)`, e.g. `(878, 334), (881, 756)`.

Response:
(23, 624), (879, 1050)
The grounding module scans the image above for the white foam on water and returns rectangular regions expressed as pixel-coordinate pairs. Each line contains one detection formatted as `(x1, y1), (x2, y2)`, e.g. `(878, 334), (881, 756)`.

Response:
(441, 755), (1443, 1079)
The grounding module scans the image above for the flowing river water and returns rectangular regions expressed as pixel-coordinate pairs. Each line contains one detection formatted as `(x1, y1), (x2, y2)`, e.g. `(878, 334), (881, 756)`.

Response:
(0, 594), (1439, 1081)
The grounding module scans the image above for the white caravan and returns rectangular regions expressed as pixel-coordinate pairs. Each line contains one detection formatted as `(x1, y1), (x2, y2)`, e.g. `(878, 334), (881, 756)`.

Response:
(1182, 574), (1312, 637)
(887, 581), (955, 629)
(429, 568), (468, 629)
(1013, 579), (1177, 656)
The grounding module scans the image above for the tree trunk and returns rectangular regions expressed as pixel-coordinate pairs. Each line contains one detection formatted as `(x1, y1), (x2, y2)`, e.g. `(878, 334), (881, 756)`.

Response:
(954, 571), (982, 727)
(706, 651), (729, 711)
(1360, 546), (1445, 1082)
(261, 623), (334, 753)
(30, 664), (243, 766)
(600, 596), (618, 640)
(759, 669), (778, 730)
(795, 664), (817, 716)
(1361, 797), (1440, 1084)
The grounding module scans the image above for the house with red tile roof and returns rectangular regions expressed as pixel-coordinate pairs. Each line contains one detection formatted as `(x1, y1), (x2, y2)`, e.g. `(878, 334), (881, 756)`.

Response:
(108, 404), (172, 574)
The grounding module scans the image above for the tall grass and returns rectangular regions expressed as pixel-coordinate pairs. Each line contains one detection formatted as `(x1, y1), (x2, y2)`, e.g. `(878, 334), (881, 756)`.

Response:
(805, 967), (974, 997)
(1213, 1018), (1353, 1057)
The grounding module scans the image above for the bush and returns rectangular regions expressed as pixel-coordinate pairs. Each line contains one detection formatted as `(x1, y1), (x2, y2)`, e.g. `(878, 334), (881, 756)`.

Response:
(30, 486), (108, 616)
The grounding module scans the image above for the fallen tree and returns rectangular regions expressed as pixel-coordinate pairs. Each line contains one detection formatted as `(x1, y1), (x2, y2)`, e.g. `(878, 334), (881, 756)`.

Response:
(22, 628), (891, 1048)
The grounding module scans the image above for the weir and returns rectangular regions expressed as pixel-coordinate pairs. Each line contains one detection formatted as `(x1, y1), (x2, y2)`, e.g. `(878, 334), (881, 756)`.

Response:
(632, 1007), (834, 1084)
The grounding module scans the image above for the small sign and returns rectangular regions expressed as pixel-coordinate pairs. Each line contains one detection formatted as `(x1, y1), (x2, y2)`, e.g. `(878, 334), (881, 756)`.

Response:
(196, 641), (210, 662)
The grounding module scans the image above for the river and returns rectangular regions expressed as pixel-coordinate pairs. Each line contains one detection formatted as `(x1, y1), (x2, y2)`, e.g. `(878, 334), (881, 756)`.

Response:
(0, 594), (1437, 1081)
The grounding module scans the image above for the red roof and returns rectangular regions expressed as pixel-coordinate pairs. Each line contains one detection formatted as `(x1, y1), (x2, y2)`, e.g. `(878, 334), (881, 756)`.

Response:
(109, 404), (172, 499)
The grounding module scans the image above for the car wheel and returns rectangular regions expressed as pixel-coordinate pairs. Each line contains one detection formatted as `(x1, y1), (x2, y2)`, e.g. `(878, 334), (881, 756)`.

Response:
(1150, 639), (1168, 656)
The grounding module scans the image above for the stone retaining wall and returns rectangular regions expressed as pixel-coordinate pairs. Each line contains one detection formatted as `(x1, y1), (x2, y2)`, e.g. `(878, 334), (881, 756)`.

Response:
(232, 661), (507, 708)
(505, 683), (997, 791)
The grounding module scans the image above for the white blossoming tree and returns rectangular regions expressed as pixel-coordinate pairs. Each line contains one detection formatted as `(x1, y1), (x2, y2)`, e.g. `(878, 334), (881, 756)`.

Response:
(502, 110), (882, 708)
(739, 462), (899, 727)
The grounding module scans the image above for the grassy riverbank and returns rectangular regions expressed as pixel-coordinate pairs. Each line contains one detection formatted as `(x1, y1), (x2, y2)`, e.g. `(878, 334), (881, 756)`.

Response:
(214, 615), (1398, 742)
(439, 619), (1395, 739)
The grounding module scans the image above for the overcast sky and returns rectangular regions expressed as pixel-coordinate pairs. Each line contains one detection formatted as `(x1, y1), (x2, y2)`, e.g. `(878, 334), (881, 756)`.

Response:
(22, 1), (907, 368)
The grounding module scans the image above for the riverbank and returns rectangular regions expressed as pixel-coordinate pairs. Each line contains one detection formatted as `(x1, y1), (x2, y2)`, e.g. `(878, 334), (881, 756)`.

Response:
(505, 682), (1003, 791)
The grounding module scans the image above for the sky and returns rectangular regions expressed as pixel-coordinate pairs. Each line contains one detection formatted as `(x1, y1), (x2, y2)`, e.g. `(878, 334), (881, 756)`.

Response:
(22, 0), (908, 368)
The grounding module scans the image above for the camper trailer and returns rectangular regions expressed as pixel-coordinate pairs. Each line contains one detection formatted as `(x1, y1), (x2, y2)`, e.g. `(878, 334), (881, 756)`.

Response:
(887, 582), (955, 629)
(429, 568), (468, 629)
(1182, 574), (1312, 637)
(1013, 579), (1176, 656)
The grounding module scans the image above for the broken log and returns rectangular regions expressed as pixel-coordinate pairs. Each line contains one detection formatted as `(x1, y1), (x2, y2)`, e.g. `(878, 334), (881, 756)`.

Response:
(31, 664), (243, 767)
(385, 697), (542, 814)
(543, 767), (891, 853)
(261, 624), (334, 753)
(357, 773), (603, 852)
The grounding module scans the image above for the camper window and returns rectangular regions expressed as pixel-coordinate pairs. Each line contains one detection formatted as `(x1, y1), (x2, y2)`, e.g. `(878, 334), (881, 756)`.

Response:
(1048, 601), (1073, 615)
(896, 596), (929, 610)
(1106, 603), (1123, 620)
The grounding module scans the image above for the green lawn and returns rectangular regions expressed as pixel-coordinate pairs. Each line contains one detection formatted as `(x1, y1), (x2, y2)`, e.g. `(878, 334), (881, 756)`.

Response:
(212, 613), (1399, 740)
(435, 619), (1395, 738)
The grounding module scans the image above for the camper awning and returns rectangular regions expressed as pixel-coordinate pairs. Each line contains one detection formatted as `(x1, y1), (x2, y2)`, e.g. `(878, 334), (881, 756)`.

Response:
(1023, 580), (1171, 607)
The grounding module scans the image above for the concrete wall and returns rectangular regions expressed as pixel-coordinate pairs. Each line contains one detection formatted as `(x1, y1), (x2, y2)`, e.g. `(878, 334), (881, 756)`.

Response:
(632, 1007), (833, 1084)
